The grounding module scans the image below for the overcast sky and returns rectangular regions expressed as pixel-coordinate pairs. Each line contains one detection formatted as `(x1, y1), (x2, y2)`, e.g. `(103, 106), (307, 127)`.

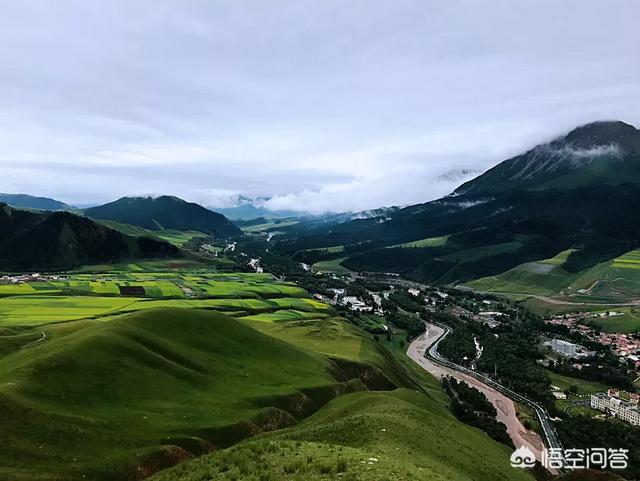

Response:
(1, 0), (639, 213)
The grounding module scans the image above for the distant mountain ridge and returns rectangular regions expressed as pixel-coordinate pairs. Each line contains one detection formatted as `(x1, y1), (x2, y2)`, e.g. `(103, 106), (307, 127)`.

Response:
(275, 120), (640, 285)
(0, 204), (179, 270)
(84, 196), (242, 238)
(0, 193), (75, 211)
(213, 196), (306, 220)
(454, 120), (640, 196)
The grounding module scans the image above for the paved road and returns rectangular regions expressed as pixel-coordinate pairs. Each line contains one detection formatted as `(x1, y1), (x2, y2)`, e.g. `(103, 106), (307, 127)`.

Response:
(408, 322), (563, 468)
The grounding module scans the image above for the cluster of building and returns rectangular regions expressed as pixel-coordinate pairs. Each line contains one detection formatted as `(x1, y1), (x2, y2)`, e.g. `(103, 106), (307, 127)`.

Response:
(0, 273), (63, 284)
(248, 258), (264, 273)
(544, 314), (640, 366)
(596, 332), (640, 363)
(590, 389), (640, 426)
(328, 287), (386, 314)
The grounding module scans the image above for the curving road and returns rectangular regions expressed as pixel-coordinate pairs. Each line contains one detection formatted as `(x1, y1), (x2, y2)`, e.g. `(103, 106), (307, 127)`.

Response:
(408, 322), (563, 467)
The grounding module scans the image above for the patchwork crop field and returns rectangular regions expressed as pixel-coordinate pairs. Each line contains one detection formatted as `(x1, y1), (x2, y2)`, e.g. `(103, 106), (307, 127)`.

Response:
(0, 267), (324, 327)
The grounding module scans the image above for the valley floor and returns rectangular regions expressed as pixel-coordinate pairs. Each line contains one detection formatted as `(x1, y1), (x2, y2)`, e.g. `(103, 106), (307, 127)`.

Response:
(407, 323), (545, 462)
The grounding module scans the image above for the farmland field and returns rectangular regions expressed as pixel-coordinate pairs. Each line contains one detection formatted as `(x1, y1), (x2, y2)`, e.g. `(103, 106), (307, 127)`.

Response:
(0, 296), (140, 325)
(0, 269), (325, 326)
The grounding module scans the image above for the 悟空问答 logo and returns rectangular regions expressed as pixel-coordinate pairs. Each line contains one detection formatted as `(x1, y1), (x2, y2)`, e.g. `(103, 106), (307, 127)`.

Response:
(510, 446), (536, 468)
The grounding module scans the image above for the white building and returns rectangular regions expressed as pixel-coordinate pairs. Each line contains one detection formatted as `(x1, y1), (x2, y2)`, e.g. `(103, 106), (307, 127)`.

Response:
(341, 296), (372, 312)
(591, 392), (640, 426)
(546, 339), (579, 356)
(545, 338), (595, 358)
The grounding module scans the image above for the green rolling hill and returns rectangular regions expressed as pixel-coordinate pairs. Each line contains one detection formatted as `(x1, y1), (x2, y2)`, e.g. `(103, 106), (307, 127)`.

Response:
(0, 308), (350, 480)
(150, 389), (532, 481)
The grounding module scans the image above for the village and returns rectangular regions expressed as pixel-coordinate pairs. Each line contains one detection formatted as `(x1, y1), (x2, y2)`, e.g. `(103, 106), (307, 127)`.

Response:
(544, 312), (640, 367)
(0, 273), (65, 284)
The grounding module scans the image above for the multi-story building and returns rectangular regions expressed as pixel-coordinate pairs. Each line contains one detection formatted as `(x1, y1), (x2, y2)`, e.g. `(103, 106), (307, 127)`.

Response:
(591, 392), (640, 426)
(544, 338), (595, 358)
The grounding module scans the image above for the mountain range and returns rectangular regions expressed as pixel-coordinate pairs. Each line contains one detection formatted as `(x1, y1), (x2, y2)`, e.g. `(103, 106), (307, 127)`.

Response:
(213, 196), (307, 220)
(3, 120), (639, 282)
(276, 120), (640, 284)
(0, 193), (76, 211)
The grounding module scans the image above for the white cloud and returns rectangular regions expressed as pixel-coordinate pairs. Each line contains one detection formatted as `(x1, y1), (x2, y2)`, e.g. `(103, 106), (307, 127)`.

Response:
(0, 0), (638, 211)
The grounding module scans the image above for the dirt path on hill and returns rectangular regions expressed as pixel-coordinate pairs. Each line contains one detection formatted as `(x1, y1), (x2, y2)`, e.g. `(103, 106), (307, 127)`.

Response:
(22, 330), (46, 349)
(407, 324), (546, 462)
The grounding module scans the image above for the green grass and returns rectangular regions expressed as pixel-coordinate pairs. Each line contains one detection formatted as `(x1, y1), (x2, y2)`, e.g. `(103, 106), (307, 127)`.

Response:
(97, 220), (208, 247)
(241, 309), (330, 323)
(153, 230), (208, 247)
(391, 235), (450, 248)
(301, 245), (345, 254)
(312, 257), (352, 274)
(242, 220), (299, 233)
(242, 317), (372, 364)
(587, 308), (640, 333)
(0, 296), (141, 325)
(0, 283), (61, 296)
(198, 280), (308, 298)
(546, 371), (607, 414)
(546, 371), (608, 395)
(539, 249), (576, 265)
(0, 308), (339, 480)
(150, 389), (533, 481)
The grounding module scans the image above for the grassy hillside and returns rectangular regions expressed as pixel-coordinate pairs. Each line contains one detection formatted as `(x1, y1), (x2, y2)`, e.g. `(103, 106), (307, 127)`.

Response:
(466, 248), (640, 303)
(150, 389), (532, 481)
(96, 220), (209, 247)
(0, 308), (359, 481)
